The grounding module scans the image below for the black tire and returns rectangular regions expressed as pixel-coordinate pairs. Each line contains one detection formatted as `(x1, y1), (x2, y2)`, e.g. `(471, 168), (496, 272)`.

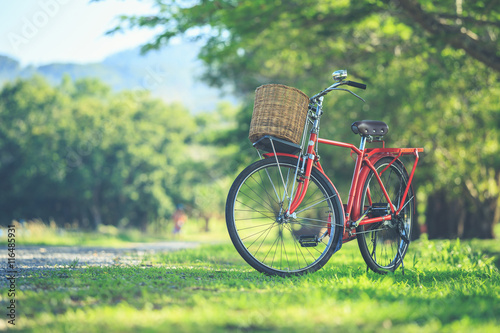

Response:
(356, 157), (415, 274)
(226, 156), (343, 276)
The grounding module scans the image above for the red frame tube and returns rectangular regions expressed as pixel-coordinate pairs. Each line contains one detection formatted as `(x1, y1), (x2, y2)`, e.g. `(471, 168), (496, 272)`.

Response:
(357, 215), (392, 226)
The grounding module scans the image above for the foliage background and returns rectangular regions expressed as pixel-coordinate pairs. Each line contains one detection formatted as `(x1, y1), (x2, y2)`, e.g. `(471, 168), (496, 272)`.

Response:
(115, 0), (499, 239)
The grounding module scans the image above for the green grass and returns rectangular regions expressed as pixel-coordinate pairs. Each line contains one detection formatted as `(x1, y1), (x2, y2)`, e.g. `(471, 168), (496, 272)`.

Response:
(0, 218), (229, 247)
(1, 234), (499, 332)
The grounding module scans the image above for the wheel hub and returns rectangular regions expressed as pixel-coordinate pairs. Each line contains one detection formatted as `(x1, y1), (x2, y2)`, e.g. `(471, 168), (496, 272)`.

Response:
(276, 213), (290, 224)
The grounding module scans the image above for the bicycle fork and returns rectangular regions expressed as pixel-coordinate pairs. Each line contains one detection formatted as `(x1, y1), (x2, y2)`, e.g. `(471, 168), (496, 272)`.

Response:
(286, 132), (318, 216)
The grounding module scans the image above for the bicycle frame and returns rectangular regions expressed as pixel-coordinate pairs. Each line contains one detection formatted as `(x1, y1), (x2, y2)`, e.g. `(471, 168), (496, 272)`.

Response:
(263, 83), (423, 244)
(266, 138), (422, 243)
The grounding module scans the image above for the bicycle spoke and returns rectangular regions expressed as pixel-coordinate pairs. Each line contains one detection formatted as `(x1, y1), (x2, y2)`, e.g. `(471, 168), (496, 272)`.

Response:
(236, 221), (278, 231)
(283, 223), (309, 269)
(234, 201), (274, 219)
(280, 168), (292, 214)
(234, 208), (275, 218)
(248, 173), (279, 211)
(294, 193), (337, 215)
(241, 222), (278, 242)
(398, 195), (414, 212)
(288, 221), (328, 230)
(240, 180), (275, 213)
(253, 222), (279, 258)
(294, 216), (343, 227)
(301, 186), (322, 207)
(281, 226), (291, 271)
(235, 199), (275, 220)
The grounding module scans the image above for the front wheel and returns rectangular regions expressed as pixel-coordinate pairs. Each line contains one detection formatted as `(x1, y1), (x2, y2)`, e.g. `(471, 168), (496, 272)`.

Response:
(226, 156), (343, 276)
(356, 157), (415, 274)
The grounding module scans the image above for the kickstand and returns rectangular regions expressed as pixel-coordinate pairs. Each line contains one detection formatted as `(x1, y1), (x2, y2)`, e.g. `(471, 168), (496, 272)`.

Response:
(396, 220), (410, 276)
(397, 235), (410, 276)
(400, 252), (405, 275)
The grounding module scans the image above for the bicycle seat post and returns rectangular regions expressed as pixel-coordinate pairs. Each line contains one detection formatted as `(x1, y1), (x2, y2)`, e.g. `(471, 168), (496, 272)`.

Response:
(359, 136), (367, 151)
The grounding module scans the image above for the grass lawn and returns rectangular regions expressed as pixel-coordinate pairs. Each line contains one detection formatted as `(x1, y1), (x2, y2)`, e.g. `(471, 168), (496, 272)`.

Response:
(1, 221), (499, 332)
(0, 218), (229, 247)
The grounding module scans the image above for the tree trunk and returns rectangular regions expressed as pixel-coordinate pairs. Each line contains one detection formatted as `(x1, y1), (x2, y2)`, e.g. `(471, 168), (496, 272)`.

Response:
(90, 204), (102, 230)
(425, 188), (497, 239)
(204, 216), (210, 232)
(91, 187), (102, 230)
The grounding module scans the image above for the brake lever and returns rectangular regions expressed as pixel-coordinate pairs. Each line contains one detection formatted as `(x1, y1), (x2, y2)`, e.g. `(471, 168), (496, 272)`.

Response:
(309, 82), (366, 104)
(327, 88), (366, 103)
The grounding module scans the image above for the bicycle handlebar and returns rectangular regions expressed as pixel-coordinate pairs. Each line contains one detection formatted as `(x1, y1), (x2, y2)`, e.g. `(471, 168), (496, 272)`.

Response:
(310, 79), (367, 103)
(345, 81), (366, 90)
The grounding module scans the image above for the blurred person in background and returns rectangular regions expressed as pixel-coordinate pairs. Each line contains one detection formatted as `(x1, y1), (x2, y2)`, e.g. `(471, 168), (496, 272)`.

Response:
(172, 204), (187, 235)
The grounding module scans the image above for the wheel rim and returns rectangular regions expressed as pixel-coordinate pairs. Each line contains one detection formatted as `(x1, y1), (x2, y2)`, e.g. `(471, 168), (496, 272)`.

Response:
(360, 162), (413, 270)
(231, 161), (337, 274)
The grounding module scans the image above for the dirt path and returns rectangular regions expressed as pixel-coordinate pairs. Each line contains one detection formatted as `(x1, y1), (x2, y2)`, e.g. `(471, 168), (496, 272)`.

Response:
(0, 241), (199, 283)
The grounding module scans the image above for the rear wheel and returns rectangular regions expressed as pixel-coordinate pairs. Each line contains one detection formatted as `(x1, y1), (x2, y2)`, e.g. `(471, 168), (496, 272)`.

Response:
(226, 156), (343, 276)
(356, 157), (415, 274)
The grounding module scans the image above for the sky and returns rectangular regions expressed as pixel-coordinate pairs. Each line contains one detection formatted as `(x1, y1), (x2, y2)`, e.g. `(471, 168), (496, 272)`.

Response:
(0, 0), (163, 66)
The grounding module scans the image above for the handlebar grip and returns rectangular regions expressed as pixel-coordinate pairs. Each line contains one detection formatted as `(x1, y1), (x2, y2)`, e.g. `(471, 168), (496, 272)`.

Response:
(346, 81), (367, 90)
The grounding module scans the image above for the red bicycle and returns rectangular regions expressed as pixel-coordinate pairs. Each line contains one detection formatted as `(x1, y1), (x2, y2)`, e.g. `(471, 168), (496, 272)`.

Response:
(226, 70), (423, 276)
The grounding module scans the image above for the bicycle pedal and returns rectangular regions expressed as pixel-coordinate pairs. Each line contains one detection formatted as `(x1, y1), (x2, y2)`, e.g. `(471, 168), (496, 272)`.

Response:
(299, 235), (319, 247)
(371, 203), (390, 217)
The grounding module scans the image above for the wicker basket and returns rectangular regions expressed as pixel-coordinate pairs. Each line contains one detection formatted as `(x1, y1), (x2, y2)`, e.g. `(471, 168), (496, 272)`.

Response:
(249, 84), (309, 145)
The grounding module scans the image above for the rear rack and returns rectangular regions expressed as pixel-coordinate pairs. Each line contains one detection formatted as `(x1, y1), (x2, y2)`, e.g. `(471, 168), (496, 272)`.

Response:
(365, 147), (424, 157)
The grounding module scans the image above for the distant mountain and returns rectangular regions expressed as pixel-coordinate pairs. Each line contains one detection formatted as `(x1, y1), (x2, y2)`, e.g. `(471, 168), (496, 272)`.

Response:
(0, 43), (237, 113)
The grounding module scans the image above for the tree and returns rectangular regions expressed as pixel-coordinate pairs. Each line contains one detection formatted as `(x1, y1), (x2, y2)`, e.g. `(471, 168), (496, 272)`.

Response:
(110, 0), (500, 238)
(181, 102), (244, 232)
(392, 0), (500, 72)
(0, 76), (198, 229)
